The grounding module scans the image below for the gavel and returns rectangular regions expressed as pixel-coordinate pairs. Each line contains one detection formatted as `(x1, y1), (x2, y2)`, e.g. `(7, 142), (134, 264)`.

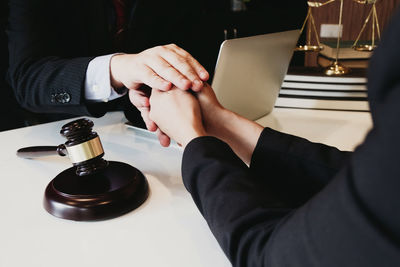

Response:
(17, 118), (149, 221)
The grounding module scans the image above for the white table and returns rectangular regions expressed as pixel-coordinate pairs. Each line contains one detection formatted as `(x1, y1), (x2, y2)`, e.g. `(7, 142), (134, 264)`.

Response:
(0, 108), (372, 267)
(257, 108), (372, 151)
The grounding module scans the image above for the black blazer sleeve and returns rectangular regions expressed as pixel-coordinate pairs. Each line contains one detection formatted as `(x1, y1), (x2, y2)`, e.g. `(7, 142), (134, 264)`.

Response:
(182, 8), (400, 266)
(182, 131), (400, 267)
(181, 10), (400, 261)
(250, 128), (351, 206)
(7, 0), (106, 116)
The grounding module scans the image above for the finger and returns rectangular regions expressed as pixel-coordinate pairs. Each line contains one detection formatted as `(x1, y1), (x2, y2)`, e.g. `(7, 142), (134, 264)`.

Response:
(160, 52), (204, 91)
(167, 44), (210, 82)
(156, 128), (171, 147)
(129, 90), (154, 131)
(138, 105), (157, 132)
(139, 66), (172, 91)
(129, 90), (149, 108)
(148, 88), (162, 106)
(146, 56), (192, 90)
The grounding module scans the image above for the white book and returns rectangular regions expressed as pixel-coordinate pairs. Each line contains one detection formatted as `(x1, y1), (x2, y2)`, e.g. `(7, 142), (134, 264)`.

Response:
(284, 74), (367, 84)
(281, 81), (367, 91)
(275, 97), (369, 111)
(279, 89), (368, 98)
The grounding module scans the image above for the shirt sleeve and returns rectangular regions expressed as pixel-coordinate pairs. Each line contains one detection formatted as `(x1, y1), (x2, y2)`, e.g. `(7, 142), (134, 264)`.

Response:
(84, 54), (127, 102)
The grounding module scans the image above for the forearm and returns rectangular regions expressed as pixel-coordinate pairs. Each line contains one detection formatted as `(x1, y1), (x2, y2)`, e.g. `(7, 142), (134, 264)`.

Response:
(182, 136), (291, 266)
(183, 137), (399, 267)
(8, 56), (100, 116)
(7, 0), (102, 116)
(251, 128), (351, 206)
(204, 106), (350, 205)
(206, 108), (263, 165)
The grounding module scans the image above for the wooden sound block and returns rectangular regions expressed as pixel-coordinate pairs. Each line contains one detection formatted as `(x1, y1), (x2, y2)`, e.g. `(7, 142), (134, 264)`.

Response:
(44, 161), (149, 221)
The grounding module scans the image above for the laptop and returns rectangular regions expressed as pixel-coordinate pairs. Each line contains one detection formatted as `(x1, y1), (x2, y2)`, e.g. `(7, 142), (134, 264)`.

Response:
(211, 30), (300, 120)
(126, 29), (299, 140)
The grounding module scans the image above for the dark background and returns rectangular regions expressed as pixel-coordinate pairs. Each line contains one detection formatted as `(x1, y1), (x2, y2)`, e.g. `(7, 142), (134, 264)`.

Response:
(1, 0), (72, 131)
(0, 0), (306, 132)
(1, 0), (26, 131)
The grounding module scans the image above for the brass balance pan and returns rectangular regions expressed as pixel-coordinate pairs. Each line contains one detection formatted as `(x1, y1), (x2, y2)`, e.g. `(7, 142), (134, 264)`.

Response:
(295, 45), (324, 52)
(353, 44), (377, 51)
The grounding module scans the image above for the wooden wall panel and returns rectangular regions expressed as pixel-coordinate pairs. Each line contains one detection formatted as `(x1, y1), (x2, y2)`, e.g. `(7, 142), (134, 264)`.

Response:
(304, 0), (400, 66)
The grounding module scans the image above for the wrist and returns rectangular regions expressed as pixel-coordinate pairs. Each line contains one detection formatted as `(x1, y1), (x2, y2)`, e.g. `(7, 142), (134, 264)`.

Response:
(181, 126), (207, 148)
(205, 107), (234, 139)
(110, 54), (125, 89)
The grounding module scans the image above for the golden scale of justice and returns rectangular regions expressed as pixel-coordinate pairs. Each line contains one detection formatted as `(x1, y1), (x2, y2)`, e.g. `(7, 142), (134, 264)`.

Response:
(296, 0), (381, 76)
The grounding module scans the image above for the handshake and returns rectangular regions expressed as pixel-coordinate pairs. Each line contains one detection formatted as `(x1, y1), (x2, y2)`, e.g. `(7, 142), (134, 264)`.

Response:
(149, 83), (224, 148)
(148, 80), (264, 166)
(109, 44), (214, 147)
(110, 44), (263, 163)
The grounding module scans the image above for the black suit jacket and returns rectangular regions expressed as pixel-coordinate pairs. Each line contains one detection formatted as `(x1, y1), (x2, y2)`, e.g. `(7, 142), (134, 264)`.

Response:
(7, 0), (220, 119)
(7, 0), (305, 122)
(0, 0), (38, 130)
(181, 8), (400, 267)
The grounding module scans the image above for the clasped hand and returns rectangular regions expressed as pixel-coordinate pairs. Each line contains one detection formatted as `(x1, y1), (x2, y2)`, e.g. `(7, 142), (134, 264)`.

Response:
(110, 44), (209, 144)
(149, 83), (224, 147)
(150, 83), (263, 166)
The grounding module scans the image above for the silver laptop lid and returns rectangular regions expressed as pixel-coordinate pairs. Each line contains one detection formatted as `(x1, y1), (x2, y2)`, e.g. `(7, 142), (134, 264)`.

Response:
(211, 30), (300, 120)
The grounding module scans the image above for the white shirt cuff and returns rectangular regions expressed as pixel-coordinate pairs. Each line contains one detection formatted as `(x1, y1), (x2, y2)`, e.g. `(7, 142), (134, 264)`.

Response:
(84, 54), (127, 102)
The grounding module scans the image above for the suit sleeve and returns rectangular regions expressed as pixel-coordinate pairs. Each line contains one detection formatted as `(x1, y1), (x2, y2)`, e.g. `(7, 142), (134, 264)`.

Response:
(181, 8), (400, 265)
(7, 0), (105, 116)
(250, 128), (351, 206)
(182, 135), (400, 267)
(182, 137), (292, 266)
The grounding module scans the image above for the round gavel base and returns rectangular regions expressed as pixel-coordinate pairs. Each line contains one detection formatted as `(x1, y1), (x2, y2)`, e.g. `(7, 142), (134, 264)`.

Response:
(44, 161), (149, 221)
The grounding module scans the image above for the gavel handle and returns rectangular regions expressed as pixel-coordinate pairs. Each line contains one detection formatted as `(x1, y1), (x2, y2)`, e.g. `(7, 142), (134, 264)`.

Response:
(17, 144), (67, 159)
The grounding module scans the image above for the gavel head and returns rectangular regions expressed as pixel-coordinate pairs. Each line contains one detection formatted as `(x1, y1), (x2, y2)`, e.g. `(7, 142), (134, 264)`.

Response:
(60, 118), (108, 176)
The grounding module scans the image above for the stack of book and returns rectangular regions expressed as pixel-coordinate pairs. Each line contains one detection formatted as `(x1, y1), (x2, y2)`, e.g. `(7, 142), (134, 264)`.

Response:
(317, 40), (372, 69)
(275, 67), (369, 111)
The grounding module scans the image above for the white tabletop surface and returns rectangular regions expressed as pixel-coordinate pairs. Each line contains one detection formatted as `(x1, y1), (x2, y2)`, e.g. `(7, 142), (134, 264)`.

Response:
(257, 108), (373, 151)
(0, 108), (373, 267)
